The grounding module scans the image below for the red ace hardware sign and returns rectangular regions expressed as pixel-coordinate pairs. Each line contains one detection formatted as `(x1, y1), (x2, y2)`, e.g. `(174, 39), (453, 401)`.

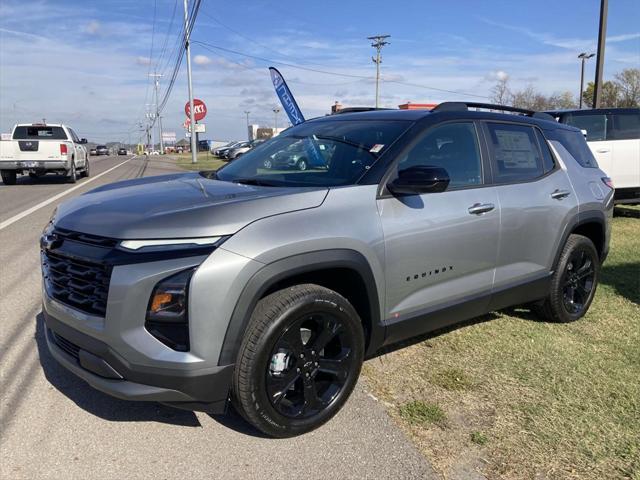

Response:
(185, 99), (207, 121)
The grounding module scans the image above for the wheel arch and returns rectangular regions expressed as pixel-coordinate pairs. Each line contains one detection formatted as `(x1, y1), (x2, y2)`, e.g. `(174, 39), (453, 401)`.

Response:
(217, 249), (383, 366)
(553, 210), (607, 270)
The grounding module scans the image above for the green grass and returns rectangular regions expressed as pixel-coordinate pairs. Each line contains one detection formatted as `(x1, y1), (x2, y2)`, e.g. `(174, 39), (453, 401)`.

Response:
(173, 152), (227, 171)
(364, 206), (640, 479)
(398, 401), (447, 426)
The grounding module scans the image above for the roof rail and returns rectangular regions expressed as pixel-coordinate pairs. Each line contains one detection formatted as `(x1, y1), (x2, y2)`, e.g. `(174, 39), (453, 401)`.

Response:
(433, 102), (555, 121)
(333, 107), (393, 115)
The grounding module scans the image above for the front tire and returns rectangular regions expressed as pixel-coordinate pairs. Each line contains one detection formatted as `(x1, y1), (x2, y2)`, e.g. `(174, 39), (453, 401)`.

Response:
(297, 158), (308, 171)
(1, 170), (17, 185)
(232, 284), (364, 438)
(536, 234), (599, 323)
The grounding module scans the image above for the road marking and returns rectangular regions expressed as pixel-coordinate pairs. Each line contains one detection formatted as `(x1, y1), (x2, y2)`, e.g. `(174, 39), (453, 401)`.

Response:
(0, 155), (137, 231)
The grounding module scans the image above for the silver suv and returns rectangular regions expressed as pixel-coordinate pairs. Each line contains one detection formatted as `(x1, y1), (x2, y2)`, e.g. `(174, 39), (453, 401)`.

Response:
(41, 102), (613, 437)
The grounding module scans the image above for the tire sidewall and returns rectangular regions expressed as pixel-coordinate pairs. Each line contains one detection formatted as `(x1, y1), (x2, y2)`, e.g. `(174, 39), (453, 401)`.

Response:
(68, 161), (77, 183)
(238, 289), (364, 437)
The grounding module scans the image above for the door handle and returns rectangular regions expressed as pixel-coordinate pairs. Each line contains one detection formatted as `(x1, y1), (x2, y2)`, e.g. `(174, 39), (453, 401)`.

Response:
(551, 189), (571, 200)
(468, 203), (495, 215)
(596, 148), (610, 153)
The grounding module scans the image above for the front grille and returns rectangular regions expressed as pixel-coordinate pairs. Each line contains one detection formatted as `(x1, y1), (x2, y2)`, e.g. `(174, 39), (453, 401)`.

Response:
(51, 330), (80, 360)
(42, 250), (112, 316)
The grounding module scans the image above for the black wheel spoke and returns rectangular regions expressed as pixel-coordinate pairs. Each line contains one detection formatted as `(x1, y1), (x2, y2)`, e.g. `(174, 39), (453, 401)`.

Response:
(281, 326), (304, 355)
(303, 380), (323, 411)
(312, 319), (340, 352)
(268, 369), (300, 405)
(318, 350), (351, 381)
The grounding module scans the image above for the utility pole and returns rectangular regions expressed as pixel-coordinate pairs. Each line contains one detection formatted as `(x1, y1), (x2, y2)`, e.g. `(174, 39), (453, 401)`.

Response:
(244, 111), (250, 140)
(578, 53), (595, 109)
(593, 0), (608, 108)
(145, 104), (155, 152)
(150, 72), (164, 153)
(368, 34), (390, 109)
(273, 107), (280, 131)
(183, 0), (197, 163)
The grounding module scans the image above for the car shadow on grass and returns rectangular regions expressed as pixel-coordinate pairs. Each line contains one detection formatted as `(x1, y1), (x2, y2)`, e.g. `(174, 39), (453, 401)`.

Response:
(600, 261), (640, 305)
(613, 206), (640, 218)
(35, 312), (201, 427)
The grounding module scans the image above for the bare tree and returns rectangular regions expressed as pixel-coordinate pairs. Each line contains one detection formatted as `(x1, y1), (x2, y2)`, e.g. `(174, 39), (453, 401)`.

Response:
(614, 68), (640, 107)
(490, 75), (511, 105)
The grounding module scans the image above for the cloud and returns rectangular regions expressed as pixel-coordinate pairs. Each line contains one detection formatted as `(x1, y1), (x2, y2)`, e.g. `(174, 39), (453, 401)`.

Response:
(135, 56), (151, 66)
(193, 54), (212, 65)
(83, 20), (100, 35)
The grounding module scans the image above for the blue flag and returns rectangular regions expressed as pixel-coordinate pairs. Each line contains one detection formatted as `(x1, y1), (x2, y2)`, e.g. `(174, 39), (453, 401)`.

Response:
(269, 67), (325, 168)
(269, 67), (305, 125)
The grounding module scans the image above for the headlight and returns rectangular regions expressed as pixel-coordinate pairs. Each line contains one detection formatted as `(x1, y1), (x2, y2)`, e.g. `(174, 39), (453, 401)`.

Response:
(145, 268), (195, 351)
(118, 236), (224, 252)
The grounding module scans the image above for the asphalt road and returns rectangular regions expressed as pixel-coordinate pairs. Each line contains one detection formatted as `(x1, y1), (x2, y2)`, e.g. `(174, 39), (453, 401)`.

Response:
(0, 154), (436, 480)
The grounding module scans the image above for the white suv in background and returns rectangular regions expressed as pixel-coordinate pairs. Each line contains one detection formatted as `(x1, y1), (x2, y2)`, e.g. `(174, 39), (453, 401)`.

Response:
(548, 108), (640, 204)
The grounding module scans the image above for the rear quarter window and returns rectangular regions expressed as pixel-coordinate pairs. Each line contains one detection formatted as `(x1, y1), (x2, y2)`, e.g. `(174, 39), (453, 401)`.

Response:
(554, 129), (599, 168)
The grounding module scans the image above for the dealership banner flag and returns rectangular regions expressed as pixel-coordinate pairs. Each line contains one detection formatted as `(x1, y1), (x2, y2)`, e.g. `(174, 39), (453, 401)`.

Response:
(269, 67), (305, 125)
(269, 67), (325, 167)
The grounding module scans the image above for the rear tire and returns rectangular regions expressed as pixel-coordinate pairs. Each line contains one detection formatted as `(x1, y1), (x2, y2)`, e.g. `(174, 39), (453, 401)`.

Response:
(536, 234), (599, 323)
(1, 170), (17, 185)
(82, 158), (90, 178)
(232, 284), (364, 438)
(297, 158), (308, 171)
(67, 161), (77, 183)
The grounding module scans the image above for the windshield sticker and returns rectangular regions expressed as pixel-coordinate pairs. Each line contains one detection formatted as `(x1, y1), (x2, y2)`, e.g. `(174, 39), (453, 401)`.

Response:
(370, 144), (384, 153)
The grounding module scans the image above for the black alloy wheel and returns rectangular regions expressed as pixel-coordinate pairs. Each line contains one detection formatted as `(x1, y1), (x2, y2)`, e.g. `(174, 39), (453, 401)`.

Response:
(561, 249), (595, 315)
(266, 312), (354, 419)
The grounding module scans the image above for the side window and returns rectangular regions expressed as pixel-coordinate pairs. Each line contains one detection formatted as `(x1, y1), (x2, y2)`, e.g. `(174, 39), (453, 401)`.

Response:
(563, 114), (607, 141)
(535, 129), (556, 173)
(487, 123), (544, 183)
(398, 122), (482, 188)
(607, 112), (640, 140)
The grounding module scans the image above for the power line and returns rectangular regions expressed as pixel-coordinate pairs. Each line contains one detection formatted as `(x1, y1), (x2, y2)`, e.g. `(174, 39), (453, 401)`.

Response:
(191, 40), (489, 99)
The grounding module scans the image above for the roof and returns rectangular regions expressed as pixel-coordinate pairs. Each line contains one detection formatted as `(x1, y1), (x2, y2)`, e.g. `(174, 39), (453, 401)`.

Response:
(547, 107), (640, 117)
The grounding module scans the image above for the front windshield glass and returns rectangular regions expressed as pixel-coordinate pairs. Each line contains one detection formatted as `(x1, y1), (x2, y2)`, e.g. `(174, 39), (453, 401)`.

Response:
(214, 119), (411, 187)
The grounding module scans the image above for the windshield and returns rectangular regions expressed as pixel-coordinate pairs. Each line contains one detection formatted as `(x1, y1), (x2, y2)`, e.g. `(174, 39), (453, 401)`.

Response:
(214, 119), (410, 187)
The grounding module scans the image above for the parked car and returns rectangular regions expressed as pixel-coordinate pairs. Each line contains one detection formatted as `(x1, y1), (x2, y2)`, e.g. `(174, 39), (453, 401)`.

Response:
(117, 148), (127, 155)
(0, 123), (89, 184)
(227, 139), (265, 161)
(95, 145), (109, 156)
(41, 102), (612, 438)
(89, 148), (97, 156)
(547, 108), (639, 204)
(213, 141), (240, 157)
(263, 140), (332, 170)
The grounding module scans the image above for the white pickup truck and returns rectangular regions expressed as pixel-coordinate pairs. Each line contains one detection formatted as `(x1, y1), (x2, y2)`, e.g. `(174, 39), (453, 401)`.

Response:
(0, 123), (89, 185)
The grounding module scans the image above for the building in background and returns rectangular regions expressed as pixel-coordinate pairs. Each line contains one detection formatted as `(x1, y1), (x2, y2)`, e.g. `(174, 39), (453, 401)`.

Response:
(247, 124), (286, 141)
(397, 102), (438, 110)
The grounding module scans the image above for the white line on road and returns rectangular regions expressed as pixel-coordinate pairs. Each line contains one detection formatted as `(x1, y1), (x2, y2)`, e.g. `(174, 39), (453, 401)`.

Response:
(0, 155), (137, 231)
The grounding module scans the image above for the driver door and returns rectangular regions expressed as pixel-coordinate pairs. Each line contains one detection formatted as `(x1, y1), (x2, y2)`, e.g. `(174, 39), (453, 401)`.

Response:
(377, 121), (500, 343)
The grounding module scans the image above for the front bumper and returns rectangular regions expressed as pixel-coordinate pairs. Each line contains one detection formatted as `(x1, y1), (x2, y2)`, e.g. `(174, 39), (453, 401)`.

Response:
(44, 306), (233, 413)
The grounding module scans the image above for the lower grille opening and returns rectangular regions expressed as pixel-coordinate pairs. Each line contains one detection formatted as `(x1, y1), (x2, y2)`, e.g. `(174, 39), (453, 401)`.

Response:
(51, 330), (80, 360)
(145, 322), (190, 352)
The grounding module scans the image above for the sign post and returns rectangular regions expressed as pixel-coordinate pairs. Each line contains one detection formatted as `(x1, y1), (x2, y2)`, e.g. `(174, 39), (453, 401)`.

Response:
(184, 99), (207, 157)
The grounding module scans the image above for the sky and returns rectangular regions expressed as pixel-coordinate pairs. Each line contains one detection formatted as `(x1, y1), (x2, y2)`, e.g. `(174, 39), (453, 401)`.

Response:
(1, 0), (639, 143)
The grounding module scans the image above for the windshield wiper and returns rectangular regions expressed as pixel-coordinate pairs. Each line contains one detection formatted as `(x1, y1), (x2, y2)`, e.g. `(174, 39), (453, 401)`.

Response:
(231, 178), (279, 187)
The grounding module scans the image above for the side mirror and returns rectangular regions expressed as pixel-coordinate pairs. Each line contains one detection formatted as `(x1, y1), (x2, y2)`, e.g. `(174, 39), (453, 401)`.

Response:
(387, 165), (450, 195)
(80, 138), (88, 144)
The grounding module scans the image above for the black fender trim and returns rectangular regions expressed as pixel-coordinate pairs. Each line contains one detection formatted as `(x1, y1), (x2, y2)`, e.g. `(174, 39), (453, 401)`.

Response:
(552, 210), (607, 270)
(218, 249), (384, 366)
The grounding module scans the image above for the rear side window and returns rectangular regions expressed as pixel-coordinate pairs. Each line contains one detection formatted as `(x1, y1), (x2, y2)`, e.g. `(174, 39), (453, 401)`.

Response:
(486, 123), (545, 183)
(535, 129), (556, 173)
(608, 112), (640, 140)
(562, 114), (606, 141)
(13, 126), (68, 140)
(555, 129), (599, 168)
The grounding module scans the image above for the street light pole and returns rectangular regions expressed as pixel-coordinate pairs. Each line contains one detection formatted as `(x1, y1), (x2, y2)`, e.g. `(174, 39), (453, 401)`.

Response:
(578, 53), (595, 109)
(273, 107), (280, 131)
(149, 72), (164, 153)
(183, 0), (197, 163)
(367, 35), (390, 109)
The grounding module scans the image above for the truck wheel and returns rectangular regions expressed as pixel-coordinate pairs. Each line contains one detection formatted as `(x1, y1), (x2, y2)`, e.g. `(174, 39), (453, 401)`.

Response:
(232, 284), (364, 438)
(536, 234), (599, 323)
(67, 161), (77, 183)
(82, 159), (91, 178)
(1, 170), (17, 185)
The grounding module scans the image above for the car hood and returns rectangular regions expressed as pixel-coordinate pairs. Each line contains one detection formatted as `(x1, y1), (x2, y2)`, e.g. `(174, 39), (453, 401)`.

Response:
(54, 172), (328, 239)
